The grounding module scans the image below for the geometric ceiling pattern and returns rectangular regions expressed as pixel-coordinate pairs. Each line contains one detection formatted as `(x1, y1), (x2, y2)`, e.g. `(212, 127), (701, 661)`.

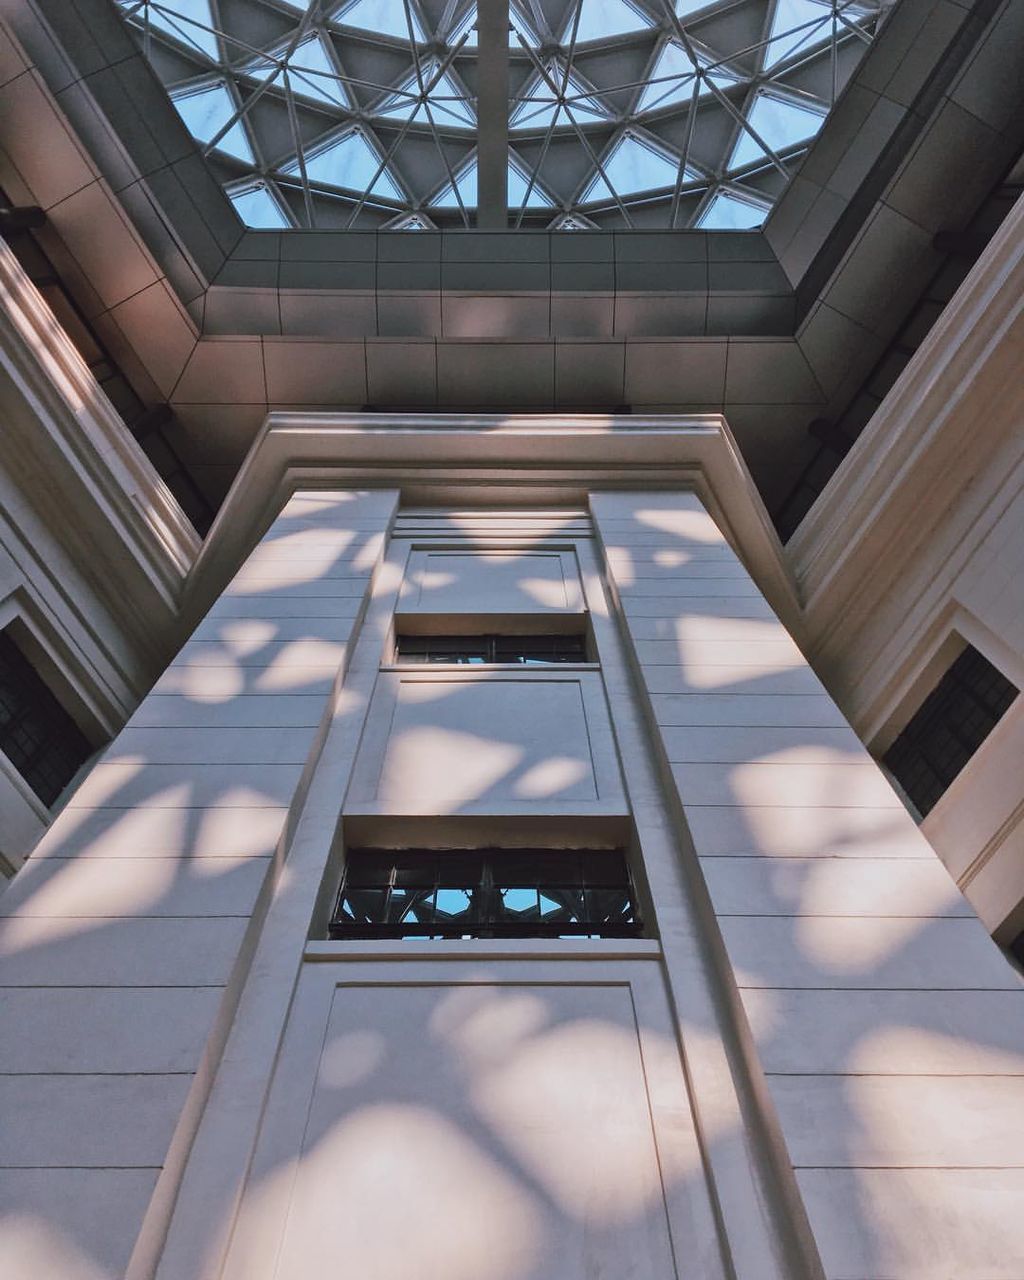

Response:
(117, 0), (886, 229)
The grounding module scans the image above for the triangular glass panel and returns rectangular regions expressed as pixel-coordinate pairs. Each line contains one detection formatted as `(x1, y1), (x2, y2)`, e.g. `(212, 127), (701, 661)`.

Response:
(428, 157), (554, 208)
(538, 891), (564, 917)
(376, 64), (474, 126)
(696, 191), (769, 228)
(763, 0), (832, 70)
(638, 41), (737, 112)
(729, 91), (826, 167)
(510, 66), (608, 128)
(675, 0), (717, 19)
(509, 155), (556, 208)
(552, 213), (595, 230)
(170, 81), (254, 161)
(334, 0), (428, 41)
(447, 3), (478, 47)
(284, 132), (403, 200)
(582, 132), (685, 201)
(241, 34), (349, 107)
(509, 3), (541, 46)
(127, 0), (219, 59)
(228, 182), (290, 227)
(284, 34), (350, 107)
(428, 159), (477, 207)
(564, 0), (654, 43)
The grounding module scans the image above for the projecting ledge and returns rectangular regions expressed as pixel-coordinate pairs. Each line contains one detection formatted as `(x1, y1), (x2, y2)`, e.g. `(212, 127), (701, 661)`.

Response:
(304, 938), (663, 962)
(183, 412), (802, 637)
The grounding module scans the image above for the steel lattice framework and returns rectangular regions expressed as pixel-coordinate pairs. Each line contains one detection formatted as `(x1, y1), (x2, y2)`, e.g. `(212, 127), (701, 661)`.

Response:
(117, 0), (887, 229)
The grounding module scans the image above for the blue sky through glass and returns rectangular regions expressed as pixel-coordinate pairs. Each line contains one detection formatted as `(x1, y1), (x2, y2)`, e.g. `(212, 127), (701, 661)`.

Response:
(697, 190), (769, 227)
(764, 0), (832, 68)
(335, 0), (427, 40)
(568, 0), (653, 41)
(583, 132), (685, 200)
(123, 0), (881, 226)
(129, 0), (219, 58)
(285, 131), (403, 200)
(502, 888), (538, 913)
(171, 81), (253, 161)
(511, 66), (609, 128)
(228, 182), (289, 227)
(377, 65), (475, 126)
(730, 91), (826, 167)
(637, 42), (738, 112)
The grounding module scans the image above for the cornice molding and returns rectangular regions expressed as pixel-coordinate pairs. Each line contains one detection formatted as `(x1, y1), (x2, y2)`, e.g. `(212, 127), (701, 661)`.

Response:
(0, 239), (199, 678)
(789, 190), (1024, 653)
(183, 412), (803, 638)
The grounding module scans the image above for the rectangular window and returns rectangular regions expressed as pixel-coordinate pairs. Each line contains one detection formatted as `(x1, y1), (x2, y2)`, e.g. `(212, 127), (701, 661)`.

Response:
(883, 645), (1018, 817)
(0, 629), (92, 807)
(394, 634), (587, 665)
(329, 848), (641, 940)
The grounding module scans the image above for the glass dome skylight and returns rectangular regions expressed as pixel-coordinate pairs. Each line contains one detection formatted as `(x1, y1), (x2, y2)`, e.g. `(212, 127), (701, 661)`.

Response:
(117, 0), (886, 229)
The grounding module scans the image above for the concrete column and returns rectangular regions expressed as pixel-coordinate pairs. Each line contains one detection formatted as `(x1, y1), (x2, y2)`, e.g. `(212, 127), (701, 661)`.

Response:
(0, 489), (397, 1280)
(592, 489), (1024, 1280)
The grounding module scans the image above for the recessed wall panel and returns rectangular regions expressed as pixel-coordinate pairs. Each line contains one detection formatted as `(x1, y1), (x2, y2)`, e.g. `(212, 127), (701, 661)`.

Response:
(349, 670), (626, 814)
(223, 960), (719, 1280)
(400, 548), (583, 614)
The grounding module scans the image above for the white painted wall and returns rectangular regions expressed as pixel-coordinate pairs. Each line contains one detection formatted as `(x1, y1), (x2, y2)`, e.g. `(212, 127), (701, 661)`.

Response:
(592, 489), (1024, 1280)
(789, 194), (1024, 938)
(0, 489), (396, 1280)
(3, 466), (1022, 1280)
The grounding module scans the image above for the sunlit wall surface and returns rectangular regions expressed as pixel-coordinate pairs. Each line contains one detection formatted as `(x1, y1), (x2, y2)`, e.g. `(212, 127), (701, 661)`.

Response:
(116, 0), (885, 228)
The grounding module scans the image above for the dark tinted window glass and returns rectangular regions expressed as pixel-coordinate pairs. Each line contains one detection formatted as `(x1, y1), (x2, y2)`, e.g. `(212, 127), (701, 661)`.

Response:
(0, 631), (92, 806)
(330, 848), (641, 940)
(883, 646), (1018, 817)
(395, 635), (587, 664)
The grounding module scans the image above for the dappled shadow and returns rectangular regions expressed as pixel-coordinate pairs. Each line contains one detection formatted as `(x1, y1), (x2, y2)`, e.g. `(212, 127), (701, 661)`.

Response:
(597, 497), (1024, 1280)
(226, 977), (721, 1280)
(3, 496), (1023, 1280)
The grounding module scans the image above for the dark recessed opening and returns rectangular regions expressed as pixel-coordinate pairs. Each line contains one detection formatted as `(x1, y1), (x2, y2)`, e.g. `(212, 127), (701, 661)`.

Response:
(0, 628), (92, 808)
(882, 645), (1018, 818)
(394, 634), (588, 664)
(329, 847), (642, 940)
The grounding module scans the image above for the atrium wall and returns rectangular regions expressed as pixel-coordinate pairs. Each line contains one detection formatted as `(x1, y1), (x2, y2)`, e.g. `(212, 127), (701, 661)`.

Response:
(0, 1), (1022, 1275)
(0, 421), (1021, 1280)
(791, 190), (1024, 941)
